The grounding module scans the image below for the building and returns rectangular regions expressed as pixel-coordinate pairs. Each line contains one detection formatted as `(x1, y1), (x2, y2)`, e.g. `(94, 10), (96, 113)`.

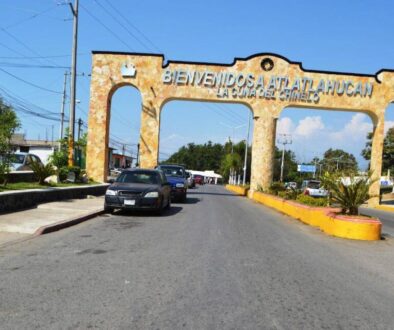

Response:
(10, 134), (58, 164)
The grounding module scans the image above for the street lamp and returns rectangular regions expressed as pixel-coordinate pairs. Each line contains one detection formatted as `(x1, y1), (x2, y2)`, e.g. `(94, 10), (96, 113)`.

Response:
(277, 134), (292, 182)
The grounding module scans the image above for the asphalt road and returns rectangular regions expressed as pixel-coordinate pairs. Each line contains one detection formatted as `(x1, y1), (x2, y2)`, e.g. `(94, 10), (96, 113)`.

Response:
(1, 185), (394, 329)
(360, 207), (394, 238)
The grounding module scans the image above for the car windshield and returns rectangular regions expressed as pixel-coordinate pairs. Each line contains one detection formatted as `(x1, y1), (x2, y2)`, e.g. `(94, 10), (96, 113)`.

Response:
(116, 171), (159, 184)
(160, 166), (184, 178)
(307, 181), (321, 189)
(12, 154), (25, 164)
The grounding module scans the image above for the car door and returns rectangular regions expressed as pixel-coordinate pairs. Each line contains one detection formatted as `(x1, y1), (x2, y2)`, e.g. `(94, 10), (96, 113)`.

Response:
(21, 155), (32, 171)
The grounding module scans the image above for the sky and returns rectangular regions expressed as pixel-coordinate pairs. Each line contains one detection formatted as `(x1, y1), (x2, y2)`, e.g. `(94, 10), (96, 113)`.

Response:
(0, 0), (393, 169)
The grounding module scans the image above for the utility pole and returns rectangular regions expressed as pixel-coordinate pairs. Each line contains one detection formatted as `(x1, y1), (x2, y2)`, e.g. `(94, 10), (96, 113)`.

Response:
(242, 111), (251, 185)
(59, 71), (68, 140)
(136, 143), (140, 167)
(68, 0), (79, 166)
(277, 134), (292, 182)
(77, 118), (83, 141)
(122, 144), (126, 168)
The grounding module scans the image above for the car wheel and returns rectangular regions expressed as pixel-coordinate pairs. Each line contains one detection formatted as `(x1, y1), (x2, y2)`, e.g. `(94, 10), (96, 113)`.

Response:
(181, 194), (187, 203)
(104, 205), (114, 214)
(155, 200), (164, 215)
(165, 196), (171, 210)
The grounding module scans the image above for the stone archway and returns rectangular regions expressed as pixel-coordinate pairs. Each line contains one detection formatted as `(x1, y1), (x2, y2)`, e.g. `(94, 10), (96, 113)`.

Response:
(87, 51), (394, 206)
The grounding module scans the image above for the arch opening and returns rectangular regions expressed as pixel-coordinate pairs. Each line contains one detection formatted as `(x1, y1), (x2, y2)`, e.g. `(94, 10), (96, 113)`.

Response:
(107, 85), (142, 180)
(275, 105), (376, 184)
(159, 99), (254, 184)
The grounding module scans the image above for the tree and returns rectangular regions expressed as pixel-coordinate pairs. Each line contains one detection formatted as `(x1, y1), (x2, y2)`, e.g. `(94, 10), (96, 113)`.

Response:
(220, 153), (242, 182)
(0, 98), (20, 185)
(321, 148), (358, 173)
(163, 140), (252, 183)
(163, 141), (225, 171)
(362, 128), (394, 173)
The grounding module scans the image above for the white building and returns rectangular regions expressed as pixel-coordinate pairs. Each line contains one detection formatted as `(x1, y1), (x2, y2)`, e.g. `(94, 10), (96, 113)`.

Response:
(11, 134), (58, 164)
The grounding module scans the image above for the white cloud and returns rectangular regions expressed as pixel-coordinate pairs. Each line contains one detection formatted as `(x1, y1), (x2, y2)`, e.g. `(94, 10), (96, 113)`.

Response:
(277, 117), (294, 135)
(385, 121), (394, 135)
(294, 116), (325, 137)
(329, 113), (372, 142)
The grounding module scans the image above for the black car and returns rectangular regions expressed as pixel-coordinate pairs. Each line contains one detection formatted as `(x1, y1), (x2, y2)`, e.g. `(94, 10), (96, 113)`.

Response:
(104, 169), (171, 214)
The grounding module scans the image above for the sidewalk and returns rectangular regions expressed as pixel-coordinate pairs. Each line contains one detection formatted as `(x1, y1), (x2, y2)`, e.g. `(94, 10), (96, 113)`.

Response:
(0, 196), (104, 247)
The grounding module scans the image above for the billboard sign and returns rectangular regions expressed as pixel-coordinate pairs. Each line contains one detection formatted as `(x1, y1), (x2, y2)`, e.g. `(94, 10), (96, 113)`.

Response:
(297, 164), (316, 173)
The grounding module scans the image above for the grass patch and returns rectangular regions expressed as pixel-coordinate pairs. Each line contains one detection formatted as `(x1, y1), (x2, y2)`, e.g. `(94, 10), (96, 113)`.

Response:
(0, 181), (100, 192)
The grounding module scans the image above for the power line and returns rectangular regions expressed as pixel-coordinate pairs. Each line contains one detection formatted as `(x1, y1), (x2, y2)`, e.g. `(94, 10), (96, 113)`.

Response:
(93, 0), (152, 52)
(0, 28), (62, 67)
(102, 0), (163, 53)
(79, 3), (135, 51)
(3, 6), (56, 30)
(0, 68), (62, 94)
(0, 62), (70, 69)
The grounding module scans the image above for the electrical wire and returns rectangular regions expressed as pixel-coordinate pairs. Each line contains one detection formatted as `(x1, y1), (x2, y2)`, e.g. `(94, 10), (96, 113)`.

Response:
(79, 3), (135, 51)
(102, 0), (163, 53)
(0, 62), (70, 69)
(93, 0), (152, 52)
(3, 6), (56, 30)
(0, 68), (62, 94)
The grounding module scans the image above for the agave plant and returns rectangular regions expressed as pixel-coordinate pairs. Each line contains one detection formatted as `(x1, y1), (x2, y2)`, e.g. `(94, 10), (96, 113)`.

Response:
(320, 171), (376, 215)
(30, 162), (56, 185)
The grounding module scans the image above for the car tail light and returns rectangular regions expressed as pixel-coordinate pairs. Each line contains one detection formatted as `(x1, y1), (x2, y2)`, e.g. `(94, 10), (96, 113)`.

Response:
(304, 189), (309, 195)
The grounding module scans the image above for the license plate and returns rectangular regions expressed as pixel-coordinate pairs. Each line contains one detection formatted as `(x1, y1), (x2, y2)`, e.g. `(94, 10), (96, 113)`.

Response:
(124, 199), (135, 206)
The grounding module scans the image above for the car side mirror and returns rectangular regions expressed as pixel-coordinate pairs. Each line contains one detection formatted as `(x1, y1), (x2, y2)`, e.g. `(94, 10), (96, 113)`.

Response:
(108, 178), (115, 184)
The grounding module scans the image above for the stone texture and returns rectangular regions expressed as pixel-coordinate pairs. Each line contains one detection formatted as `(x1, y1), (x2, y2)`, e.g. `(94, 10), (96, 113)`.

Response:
(87, 52), (394, 206)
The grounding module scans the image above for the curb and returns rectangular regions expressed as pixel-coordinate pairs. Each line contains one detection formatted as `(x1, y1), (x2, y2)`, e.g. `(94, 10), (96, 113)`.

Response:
(34, 209), (105, 235)
(375, 205), (394, 213)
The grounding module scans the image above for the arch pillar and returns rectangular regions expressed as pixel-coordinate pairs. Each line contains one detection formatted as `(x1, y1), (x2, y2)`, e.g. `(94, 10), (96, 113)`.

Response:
(368, 114), (385, 206)
(250, 112), (277, 192)
(138, 97), (161, 168)
(86, 79), (112, 183)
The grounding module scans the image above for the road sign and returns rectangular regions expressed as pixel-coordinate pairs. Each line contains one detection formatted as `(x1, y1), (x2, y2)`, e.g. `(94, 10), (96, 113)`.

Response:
(297, 164), (316, 173)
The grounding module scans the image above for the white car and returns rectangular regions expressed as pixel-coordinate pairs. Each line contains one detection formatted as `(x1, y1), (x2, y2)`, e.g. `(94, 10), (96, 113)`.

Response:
(301, 180), (328, 197)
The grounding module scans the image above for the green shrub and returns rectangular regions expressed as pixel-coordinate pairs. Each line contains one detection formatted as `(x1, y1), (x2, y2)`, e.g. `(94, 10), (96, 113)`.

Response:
(67, 166), (81, 180)
(30, 162), (56, 185)
(49, 149), (68, 168)
(58, 166), (69, 181)
(268, 182), (286, 196)
(296, 194), (328, 207)
(278, 187), (299, 200)
(320, 171), (376, 215)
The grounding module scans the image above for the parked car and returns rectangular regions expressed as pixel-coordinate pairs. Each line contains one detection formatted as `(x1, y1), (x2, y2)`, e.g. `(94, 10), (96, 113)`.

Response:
(104, 169), (171, 214)
(155, 164), (187, 202)
(301, 180), (329, 197)
(285, 181), (297, 190)
(193, 174), (204, 185)
(186, 171), (195, 188)
(9, 152), (43, 171)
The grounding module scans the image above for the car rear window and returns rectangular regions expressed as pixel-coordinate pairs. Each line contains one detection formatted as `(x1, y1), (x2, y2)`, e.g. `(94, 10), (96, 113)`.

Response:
(116, 172), (159, 184)
(160, 166), (184, 177)
(307, 181), (321, 189)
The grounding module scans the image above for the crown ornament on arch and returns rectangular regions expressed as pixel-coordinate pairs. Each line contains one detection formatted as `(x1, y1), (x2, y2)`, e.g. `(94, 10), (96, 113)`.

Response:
(121, 62), (136, 78)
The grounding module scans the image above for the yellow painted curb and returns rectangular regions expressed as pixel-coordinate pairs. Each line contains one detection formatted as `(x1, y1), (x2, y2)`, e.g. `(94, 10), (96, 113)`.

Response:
(375, 205), (394, 213)
(250, 191), (381, 241)
(225, 184), (249, 196)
